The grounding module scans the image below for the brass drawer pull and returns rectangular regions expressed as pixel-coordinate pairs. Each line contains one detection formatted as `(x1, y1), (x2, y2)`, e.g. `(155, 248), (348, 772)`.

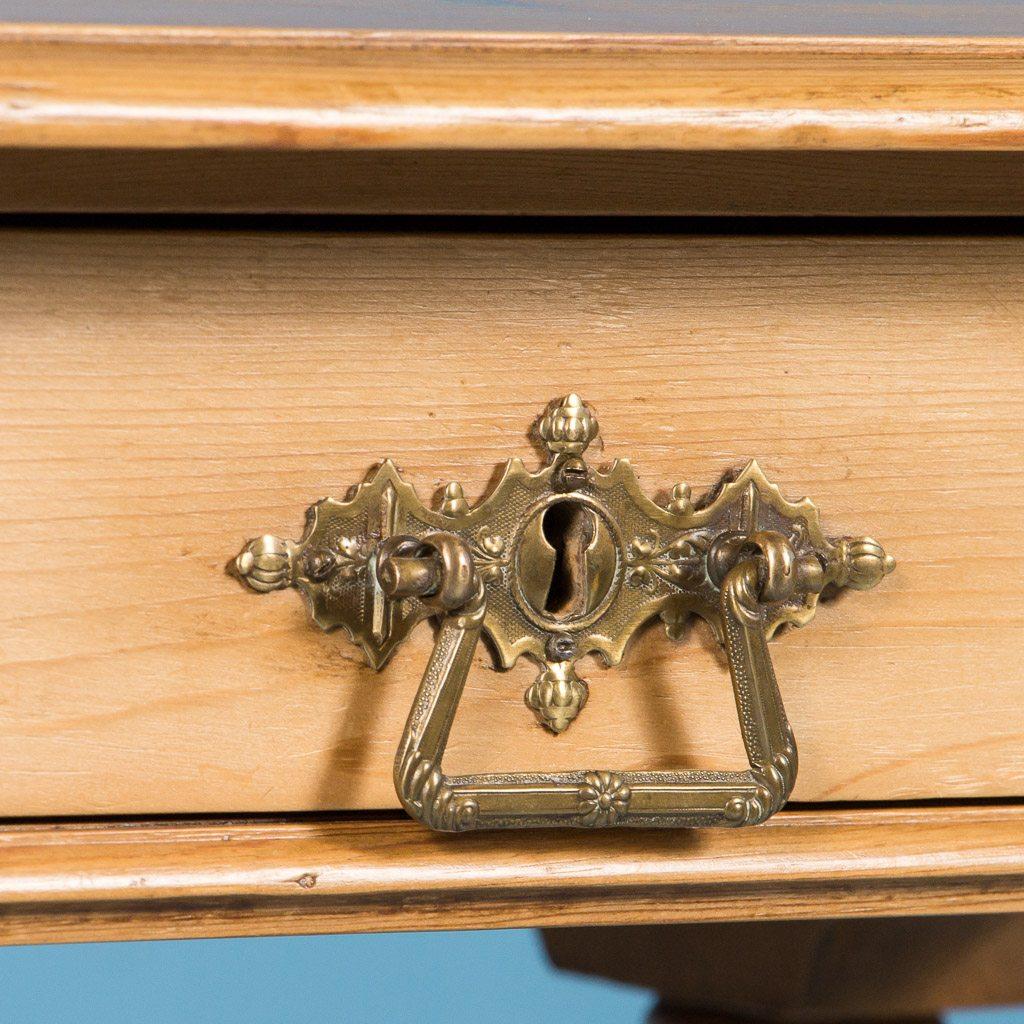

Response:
(234, 395), (893, 831)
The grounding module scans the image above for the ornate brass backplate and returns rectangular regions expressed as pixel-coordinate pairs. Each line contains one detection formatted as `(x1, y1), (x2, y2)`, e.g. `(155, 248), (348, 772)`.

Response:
(234, 395), (894, 831)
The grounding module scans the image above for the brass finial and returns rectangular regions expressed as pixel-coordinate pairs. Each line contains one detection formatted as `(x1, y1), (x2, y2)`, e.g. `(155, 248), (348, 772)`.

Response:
(833, 536), (897, 590)
(439, 482), (470, 517)
(235, 535), (294, 592)
(666, 482), (692, 516)
(539, 393), (598, 459)
(525, 661), (589, 734)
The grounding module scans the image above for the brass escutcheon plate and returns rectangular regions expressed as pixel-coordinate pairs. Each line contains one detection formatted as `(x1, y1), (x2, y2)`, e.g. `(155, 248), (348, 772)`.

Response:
(233, 395), (893, 830)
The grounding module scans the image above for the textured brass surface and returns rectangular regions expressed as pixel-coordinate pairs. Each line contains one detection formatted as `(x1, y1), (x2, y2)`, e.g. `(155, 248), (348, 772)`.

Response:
(234, 395), (893, 830)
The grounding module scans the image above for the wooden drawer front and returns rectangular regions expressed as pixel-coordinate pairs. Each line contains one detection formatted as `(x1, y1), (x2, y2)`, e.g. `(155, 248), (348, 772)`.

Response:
(1, 226), (1021, 816)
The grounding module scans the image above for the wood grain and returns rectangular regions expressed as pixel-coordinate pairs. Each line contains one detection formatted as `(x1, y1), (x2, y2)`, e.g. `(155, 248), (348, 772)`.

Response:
(3, 27), (1024, 151)
(0, 225), (1021, 816)
(2, 804), (1024, 945)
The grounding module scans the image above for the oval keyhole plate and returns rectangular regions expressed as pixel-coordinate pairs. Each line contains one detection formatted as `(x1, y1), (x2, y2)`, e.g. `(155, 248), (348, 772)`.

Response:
(513, 495), (620, 630)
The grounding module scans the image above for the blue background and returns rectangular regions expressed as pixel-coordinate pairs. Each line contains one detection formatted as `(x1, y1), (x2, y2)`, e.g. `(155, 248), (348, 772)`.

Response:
(0, 930), (648, 1023)
(2, 929), (1024, 1023)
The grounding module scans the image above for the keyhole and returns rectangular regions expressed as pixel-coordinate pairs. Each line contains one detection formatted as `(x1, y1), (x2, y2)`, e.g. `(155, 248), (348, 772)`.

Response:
(515, 497), (619, 626)
(540, 501), (597, 618)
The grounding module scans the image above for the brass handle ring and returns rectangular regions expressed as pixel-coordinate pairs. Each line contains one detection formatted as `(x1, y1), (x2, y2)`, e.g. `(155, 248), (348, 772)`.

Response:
(379, 529), (813, 831)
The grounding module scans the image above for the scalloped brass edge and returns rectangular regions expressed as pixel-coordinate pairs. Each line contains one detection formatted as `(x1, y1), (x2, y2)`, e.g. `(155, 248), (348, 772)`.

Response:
(233, 396), (894, 735)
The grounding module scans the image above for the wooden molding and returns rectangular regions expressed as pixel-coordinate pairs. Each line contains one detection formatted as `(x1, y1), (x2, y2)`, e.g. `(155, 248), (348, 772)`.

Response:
(2, 804), (1024, 945)
(3, 26), (1024, 213)
(2, 26), (1024, 152)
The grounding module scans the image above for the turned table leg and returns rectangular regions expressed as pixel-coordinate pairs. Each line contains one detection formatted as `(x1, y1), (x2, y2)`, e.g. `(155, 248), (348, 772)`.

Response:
(544, 916), (1024, 1022)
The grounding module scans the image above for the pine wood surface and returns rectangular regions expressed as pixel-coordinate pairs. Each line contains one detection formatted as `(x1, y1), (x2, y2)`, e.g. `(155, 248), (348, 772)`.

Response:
(2, 804), (1024, 946)
(1, 224), (1022, 817)
(3, 26), (1024, 152)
